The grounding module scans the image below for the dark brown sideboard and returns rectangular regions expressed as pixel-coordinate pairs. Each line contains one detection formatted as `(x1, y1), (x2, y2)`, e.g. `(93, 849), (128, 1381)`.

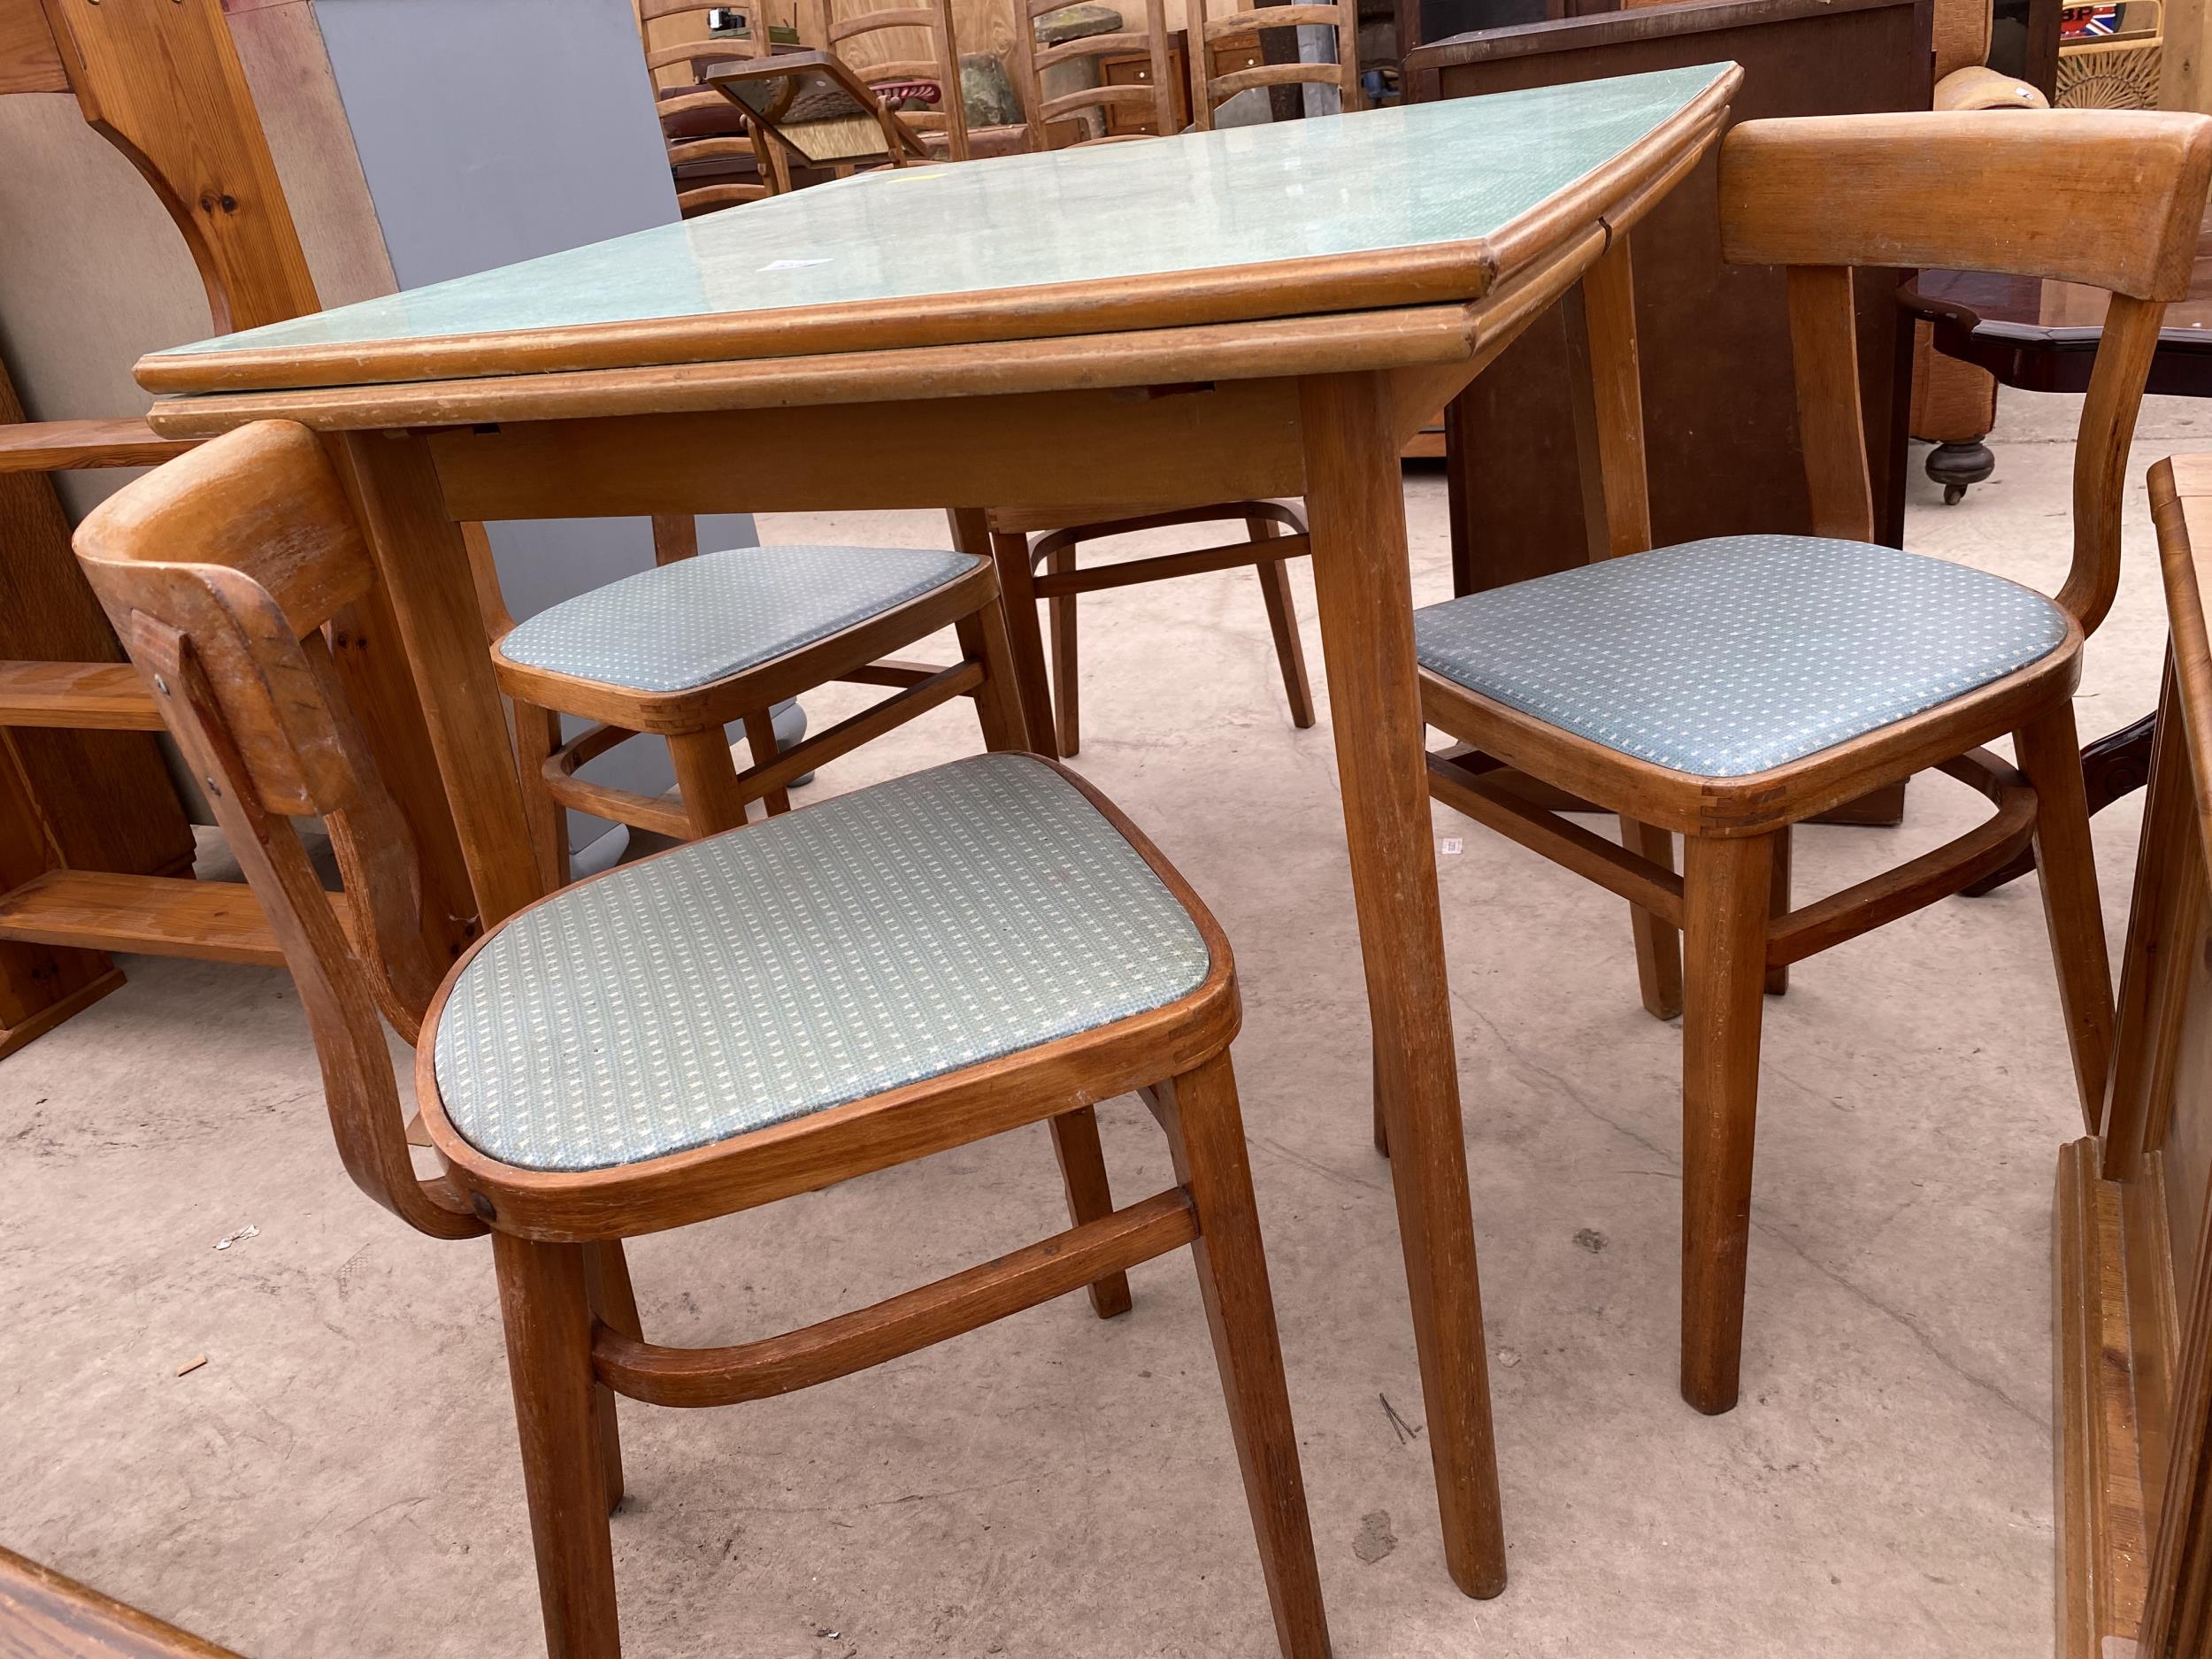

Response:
(1406, 0), (1932, 597)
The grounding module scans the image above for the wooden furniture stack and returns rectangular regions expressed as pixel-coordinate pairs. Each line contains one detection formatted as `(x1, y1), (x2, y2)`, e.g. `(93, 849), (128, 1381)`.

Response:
(0, 0), (466, 1056)
(2057, 451), (2212, 1659)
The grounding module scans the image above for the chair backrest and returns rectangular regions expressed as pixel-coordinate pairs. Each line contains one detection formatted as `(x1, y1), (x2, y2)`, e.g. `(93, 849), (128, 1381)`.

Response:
(1184, 0), (1361, 132)
(7, 0), (319, 332)
(634, 0), (785, 211)
(73, 421), (485, 1242)
(1006, 0), (1174, 146)
(805, 0), (974, 158)
(1719, 109), (2212, 634)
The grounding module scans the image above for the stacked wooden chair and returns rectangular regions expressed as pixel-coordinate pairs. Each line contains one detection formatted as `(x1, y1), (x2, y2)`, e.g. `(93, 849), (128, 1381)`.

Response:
(1185, 0), (1362, 127)
(75, 417), (1332, 1659)
(636, 0), (791, 211)
(1411, 109), (2212, 1416)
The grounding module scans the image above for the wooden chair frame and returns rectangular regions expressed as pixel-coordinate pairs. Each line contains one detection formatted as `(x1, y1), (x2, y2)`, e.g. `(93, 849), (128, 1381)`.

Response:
(995, 497), (1315, 757)
(74, 419), (1330, 1659)
(1418, 109), (2212, 1417)
(469, 512), (1020, 887)
(1185, 0), (1361, 130)
(799, 0), (1032, 162)
(1005, 0), (1176, 145)
(636, 0), (787, 209)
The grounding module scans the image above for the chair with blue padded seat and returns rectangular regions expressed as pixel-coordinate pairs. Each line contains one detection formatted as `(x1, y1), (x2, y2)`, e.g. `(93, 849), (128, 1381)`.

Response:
(1413, 109), (2212, 1418)
(74, 420), (1331, 1659)
(472, 506), (1026, 887)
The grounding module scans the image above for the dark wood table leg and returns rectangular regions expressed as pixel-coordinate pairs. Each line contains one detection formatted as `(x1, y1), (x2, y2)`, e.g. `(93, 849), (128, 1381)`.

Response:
(1300, 368), (1507, 1599)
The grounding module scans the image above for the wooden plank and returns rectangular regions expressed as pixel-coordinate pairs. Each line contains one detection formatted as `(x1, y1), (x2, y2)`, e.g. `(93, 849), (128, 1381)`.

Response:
(0, 1542), (242, 1659)
(0, 868), (297, 965)
(0, 0), (65, 94)
(0, 418), (198, 473)
(0, 661), (163, 729)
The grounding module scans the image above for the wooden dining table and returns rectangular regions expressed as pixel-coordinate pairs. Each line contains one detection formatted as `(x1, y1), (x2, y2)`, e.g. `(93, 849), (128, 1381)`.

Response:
(133, 62), (1739, 1599)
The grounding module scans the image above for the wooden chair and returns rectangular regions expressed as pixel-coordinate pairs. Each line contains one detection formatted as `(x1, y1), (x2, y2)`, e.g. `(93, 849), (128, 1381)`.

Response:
(804, 0), (1032, 160)
(988, 499), (1315, 757)
(75, 419), (1331, 1659)
(1004, 0), (1175, 144)
(472, 509), (1034, 886)
(634, 0), (788, 211)
(1410, 109), (2212, 1417)
(1185, 0), (1361, 129)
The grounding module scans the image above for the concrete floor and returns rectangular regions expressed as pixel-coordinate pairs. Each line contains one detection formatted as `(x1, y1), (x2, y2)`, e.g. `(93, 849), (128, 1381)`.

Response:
(10, 387), (2212, 1657)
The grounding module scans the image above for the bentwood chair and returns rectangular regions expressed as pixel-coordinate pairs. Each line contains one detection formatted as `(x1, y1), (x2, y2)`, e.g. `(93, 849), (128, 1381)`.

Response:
(76, 421), (1331, 1659)
(475, 510), (1014, 887)
(1185, 0), (1362, 129)
(1414, 109), (2212, 1417)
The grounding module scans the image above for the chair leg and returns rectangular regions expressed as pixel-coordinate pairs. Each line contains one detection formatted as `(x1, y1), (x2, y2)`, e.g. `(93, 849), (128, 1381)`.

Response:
(1249, 521), (1317, 731)
(492, 1233), (621, 1659)
(666, 726), (750, 838)
(581, 1241), (642, 1514)
(1678, 832), (1776, 1417)
(2016, 700), (2116, 1134)
(512, 699), (572, 893)
(1764, 826), (1791, 998)
(740, 709), (792, 815)
(981, 523), (1058, 757)
(1154, 1053), (1331, 1659)
(1046, 1106), (1133, 1317)
(1045, 543), (1081, 757)
(1621, 818), (1683, 1019)
(953, 596), (1032, 754)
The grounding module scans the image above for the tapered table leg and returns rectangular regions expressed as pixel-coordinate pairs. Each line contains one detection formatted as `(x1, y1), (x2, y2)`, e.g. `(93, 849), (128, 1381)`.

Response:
(336, 432), (547, 928)
(1298, 369), (1507, 1599)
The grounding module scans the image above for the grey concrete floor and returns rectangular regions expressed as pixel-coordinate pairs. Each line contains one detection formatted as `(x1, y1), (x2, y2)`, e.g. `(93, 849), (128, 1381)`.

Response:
(9, 387), (2212, 1658)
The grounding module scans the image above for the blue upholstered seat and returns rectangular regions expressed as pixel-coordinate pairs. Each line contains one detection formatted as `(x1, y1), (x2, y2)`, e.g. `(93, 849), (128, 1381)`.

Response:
(495, 544), (981, 695)
(1412, 534), (2070, 779)
(428, 753), (1212, 1173)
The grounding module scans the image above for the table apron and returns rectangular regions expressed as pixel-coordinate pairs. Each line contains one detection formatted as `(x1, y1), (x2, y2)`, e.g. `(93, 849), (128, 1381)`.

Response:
(412, 380), (1315, 519)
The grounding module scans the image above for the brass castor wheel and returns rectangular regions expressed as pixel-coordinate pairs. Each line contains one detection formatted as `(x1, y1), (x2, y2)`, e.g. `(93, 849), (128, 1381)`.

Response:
(1925, 439), (1993, 505)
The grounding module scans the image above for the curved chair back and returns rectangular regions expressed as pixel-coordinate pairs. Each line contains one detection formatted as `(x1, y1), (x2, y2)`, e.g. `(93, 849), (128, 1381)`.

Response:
(1720, 109), (2212, 634)
(809, 0), (977, 159)
(1184, 0), (1360, 132)
(1006, 0), (1174, 145)
(73, 420), (484, 1241)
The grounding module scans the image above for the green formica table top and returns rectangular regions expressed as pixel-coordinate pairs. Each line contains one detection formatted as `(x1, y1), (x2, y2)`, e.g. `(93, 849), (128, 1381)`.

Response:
(139, 63), (1736, 396)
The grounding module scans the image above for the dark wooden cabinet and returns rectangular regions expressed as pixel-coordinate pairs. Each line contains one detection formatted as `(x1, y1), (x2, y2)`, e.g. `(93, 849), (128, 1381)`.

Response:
(1405, 0), (1932, 597)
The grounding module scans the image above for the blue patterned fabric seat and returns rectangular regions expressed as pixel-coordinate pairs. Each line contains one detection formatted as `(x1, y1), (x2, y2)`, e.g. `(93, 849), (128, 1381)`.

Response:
(428, 753), (1212, 1173)
(1412, 534), (2071, 779)
(495, 544), (981, 695)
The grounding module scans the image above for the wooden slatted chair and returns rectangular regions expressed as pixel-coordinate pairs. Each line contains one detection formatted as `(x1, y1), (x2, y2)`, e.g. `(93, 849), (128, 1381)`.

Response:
(1185, 0), (1360, 129)
(75, 419), (1331, 1659)
(1005, 0), (1175, 144)
(806, 0), (1032, 161)
(473, 510), (1029, 888)
(636, 0), (789, 211)
(1411, 109), (2212, 1417)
